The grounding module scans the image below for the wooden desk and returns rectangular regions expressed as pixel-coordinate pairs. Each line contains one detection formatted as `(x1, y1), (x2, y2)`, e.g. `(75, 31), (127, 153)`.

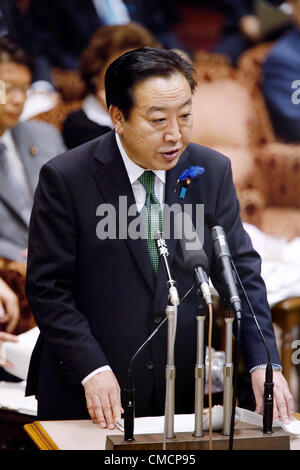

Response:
(24, 415), (300, 451)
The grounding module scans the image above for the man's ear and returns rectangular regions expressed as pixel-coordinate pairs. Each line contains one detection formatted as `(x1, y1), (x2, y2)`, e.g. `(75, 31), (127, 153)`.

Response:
(109, 105), (125, 135)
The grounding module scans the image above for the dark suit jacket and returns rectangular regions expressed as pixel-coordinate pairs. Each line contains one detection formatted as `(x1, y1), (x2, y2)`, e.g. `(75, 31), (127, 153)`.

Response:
(263, 28), (300, 142)
(27, 0), (104, 71)
(25, 131), (280, 420)
(62, 108), (112, 149)
(126, 0), (182, 49)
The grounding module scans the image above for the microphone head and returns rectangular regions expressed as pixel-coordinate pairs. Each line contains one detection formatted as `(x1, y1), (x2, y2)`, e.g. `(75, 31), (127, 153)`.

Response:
(174, 212), (208, 272)
(184, 248), (208, 273)
(205, 213), (220, 230)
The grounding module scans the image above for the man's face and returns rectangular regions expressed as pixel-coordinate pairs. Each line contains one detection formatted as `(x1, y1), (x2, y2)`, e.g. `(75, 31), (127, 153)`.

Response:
(111, 72), (193, 170)
(0, 62), (31, 132)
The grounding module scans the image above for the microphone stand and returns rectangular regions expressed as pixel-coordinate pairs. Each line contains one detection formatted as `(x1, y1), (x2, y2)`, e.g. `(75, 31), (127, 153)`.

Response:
(123, 283), (195, 443)
(155, 233), (180, 441)
(193, 292), (206, 437)
(222, 310), (234, 436)
(165, 301), (177, 439)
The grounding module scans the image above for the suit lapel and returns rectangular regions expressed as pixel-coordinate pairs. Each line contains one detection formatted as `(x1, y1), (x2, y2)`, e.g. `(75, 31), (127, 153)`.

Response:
(92, 133), (194, 300)
(92, 132), (155, 293)
(0, 163), (28, 226)
(0, 126), (34, 227)
(11, 125), (37, 196)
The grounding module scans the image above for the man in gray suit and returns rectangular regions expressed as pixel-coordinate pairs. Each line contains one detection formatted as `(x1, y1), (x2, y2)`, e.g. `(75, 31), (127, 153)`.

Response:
(0, 35), (65, 262)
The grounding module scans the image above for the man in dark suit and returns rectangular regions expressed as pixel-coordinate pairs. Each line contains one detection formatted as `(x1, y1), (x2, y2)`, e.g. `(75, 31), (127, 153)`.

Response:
(25, 48), (294, 429)
(262, 0), (300, 142)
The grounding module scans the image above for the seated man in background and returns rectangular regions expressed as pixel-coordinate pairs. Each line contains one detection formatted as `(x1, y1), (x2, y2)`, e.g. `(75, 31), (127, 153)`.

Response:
(214, 0), (291, 66)
(0, 35), (66, 263)
(262, 0), (300, 142)
(62, 22), (160, 149)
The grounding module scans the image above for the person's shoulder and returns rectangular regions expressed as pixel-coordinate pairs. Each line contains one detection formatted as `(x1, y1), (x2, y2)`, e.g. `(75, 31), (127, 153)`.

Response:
(187, 142), (230, 169)
(16, 119), (62, 139)
(46, 129), (114, 173)
(264, 28), (300, 66)
(63, 108), (86, 125)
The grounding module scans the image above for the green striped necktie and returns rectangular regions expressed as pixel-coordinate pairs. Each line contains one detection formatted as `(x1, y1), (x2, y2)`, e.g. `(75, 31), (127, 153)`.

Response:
(138, 171), (162, 276)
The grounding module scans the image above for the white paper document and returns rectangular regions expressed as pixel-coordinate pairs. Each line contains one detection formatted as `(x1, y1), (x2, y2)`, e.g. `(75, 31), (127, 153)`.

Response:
(243, 223), (300, 306)
(2, 327), (39, 380)
(117, 405), (300, 436)
(0, 380), (37, 415)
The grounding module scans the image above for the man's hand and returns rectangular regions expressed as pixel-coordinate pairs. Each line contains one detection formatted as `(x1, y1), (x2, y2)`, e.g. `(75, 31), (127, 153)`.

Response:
(0, 278), (20, 333)
(239, 15), (263, 43)
(83, 370), (124, 429)
(251, 369), (295, 424)
(0, 331), (18, 367)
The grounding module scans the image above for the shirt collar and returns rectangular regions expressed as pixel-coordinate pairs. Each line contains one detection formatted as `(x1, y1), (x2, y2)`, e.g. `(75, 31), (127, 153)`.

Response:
(0, 129), (14, 148)
(115, 132), (166, 185)
(82, 94), (113, 129)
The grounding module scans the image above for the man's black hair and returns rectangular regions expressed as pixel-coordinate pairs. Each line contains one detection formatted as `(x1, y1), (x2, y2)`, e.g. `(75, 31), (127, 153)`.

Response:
(105, 47), (196, 120)
(0, 34), (33, 70)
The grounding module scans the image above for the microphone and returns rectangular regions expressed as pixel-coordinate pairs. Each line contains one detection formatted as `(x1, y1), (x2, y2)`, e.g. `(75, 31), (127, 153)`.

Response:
(205, 214), (242, 318)
(123, 371), (135, 441)
(206, 213), (274, 438)
(124, 234), (180, 441)
(263, 363), (274, 434)
(175, 212), (212, 306)
(154, 232), (179, 306)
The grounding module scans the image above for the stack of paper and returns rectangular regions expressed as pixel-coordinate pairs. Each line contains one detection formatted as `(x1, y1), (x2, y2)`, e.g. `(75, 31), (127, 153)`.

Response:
(2, 327), (39, 380)
(0, 381), (37, 415)
(117, 405), (300, 436)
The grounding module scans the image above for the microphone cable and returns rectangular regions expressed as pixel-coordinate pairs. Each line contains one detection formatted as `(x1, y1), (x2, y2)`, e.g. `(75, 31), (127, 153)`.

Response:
(126, 283), (196, 379)
(231, 260), (271, 363)
(207, 302), (214, 450)
(228, 259), (273, 450)
(124, 282), (196, 441)
(228, 308), (241, 450)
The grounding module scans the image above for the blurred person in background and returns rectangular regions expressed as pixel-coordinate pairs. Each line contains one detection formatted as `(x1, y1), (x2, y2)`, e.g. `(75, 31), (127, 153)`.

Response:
(0, 0), (59, 119)
(214, 0), (291, 65)
(62, 22), (160, 149)
(0, 277), (19, 381)
(0, 276), (22, 386)
(0, 277), (19, 334)
(26, 0), (183, 83)
(0, 35), (65, 263)
(262, 0), (300, 141)
(125, 0), (184, 50)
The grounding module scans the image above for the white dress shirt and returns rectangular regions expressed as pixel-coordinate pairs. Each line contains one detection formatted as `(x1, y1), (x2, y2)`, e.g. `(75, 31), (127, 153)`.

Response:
(82, 94), (114, 129)
(81, 132), (166, 385)
(92, 0), (130, 25)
